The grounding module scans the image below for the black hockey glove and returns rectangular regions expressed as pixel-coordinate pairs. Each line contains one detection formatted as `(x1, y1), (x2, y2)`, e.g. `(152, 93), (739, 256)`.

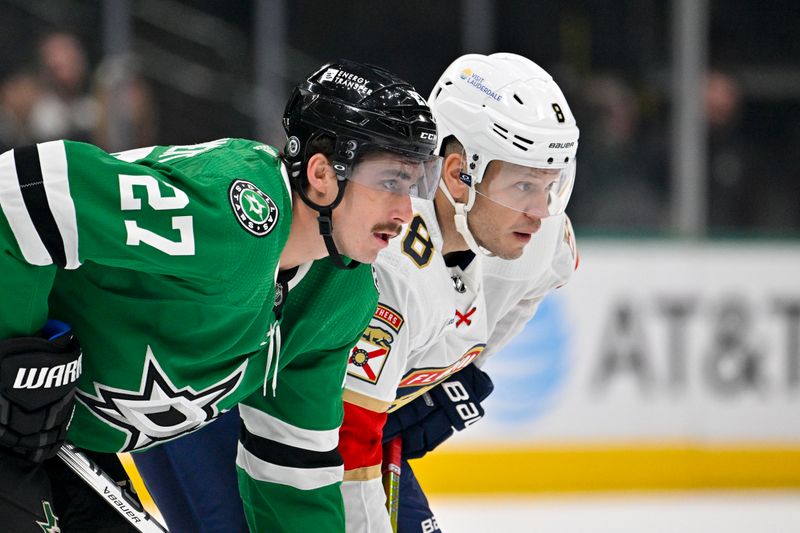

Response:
(0, 320), (82, 463)
(383, 363), (493, 460)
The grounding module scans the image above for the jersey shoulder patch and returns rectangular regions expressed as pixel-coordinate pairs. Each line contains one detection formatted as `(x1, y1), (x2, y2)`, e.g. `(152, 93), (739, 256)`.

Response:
(346, 303), (404, 384)
(228, 179), (280, 237)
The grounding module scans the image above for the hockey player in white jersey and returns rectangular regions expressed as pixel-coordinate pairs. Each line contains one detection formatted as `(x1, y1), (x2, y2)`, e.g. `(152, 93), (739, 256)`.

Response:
(339, 53), (580, 532)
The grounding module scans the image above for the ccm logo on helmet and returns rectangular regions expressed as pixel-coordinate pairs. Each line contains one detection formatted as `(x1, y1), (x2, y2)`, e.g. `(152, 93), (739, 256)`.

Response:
(420, 132), (437, 141)
(13, 355), (83, 389)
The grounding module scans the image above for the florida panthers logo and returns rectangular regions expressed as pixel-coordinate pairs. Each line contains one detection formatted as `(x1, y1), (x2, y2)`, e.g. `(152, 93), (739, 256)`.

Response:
(77, 346), (246, 452)
(348, 325), (393, 384)
(347, 303), (404, 384)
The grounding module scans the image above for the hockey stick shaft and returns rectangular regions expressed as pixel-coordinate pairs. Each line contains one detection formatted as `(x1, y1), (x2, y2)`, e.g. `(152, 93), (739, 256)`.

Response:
(57, 443), (168, 532)
(382, 436), (402, 532)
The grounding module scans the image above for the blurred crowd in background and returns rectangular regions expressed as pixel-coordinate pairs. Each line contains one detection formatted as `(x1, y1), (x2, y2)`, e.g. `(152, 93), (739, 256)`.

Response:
(1, 0), (797, 236)
(0, 31), (157, 153)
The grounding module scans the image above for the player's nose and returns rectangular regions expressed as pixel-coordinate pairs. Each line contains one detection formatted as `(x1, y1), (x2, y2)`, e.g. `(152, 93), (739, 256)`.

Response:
(525, 192), (550, 219)
(393, 194), (413, 224)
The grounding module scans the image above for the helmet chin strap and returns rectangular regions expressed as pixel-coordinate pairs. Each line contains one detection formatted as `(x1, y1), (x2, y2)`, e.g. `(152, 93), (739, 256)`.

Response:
(316, 206), (360, 270)
(291, 161), (360, 270)
(438, 179), (495, 257)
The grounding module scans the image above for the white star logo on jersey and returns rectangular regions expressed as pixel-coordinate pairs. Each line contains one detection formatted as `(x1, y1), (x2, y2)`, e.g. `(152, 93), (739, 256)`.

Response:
(244, 191), (266, 218)
(77, 346), (246, 451)
(36, 501), (60, 533)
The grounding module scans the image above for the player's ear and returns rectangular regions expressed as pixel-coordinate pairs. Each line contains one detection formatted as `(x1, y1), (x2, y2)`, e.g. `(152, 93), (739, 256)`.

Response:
(440, 152), (468, 203)
(305, 153), (338, 203)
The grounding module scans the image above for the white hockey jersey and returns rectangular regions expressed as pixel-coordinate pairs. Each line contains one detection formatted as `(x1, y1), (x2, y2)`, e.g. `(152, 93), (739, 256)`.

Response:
(339, 198), (578, 532)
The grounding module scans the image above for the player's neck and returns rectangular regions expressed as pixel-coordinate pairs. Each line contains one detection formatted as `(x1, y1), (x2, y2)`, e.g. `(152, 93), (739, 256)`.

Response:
(280, 199), (329, 270)
(434, 191), (470, 256)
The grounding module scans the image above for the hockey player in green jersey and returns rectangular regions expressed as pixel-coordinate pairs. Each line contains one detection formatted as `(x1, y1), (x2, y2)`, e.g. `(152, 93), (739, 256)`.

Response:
(0, 58), (441, 532)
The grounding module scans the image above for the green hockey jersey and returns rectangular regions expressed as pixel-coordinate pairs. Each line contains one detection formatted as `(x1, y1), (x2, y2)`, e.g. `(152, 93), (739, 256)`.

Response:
(235, 257), (379, 532)
(0, 138), (293, 452)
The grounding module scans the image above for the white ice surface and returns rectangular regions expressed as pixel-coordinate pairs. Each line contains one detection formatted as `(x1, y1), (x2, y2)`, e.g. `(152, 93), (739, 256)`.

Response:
(430, 490), (800, 533)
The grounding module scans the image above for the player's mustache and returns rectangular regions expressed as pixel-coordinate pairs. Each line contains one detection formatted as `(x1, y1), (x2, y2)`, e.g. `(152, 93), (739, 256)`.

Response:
(371, 222), (402, 237)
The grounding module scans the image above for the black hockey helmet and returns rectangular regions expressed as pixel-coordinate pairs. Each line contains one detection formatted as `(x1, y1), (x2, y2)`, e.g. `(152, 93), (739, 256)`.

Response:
(282, 59), (441, 269)
(283, 58), (439, 187)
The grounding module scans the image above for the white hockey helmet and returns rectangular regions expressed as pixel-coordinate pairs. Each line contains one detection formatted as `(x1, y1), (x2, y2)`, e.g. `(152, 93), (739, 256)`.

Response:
(429, 53), (579, 253)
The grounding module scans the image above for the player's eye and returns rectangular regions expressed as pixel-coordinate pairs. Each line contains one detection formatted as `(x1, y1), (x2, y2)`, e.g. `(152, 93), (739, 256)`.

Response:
(380, 179), (401, 192)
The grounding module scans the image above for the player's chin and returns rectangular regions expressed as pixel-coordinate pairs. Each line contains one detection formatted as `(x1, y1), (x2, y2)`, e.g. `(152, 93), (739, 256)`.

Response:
(495, 235), (528, 259)
(349, 235), (387, 264)
(479, 243), (519, 260)
(499, 247), (525, 260)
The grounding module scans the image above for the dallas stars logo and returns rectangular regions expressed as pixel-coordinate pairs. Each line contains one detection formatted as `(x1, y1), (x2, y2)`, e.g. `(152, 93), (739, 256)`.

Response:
(37, 501), (60, 533)
(229, 179), (279, 236)
(77, 346), (246, 451)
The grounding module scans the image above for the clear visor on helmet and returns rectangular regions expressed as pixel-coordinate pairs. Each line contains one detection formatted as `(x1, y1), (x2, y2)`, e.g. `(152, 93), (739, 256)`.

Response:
(472, 158), (576, 217)
(344, 148), (443, 200)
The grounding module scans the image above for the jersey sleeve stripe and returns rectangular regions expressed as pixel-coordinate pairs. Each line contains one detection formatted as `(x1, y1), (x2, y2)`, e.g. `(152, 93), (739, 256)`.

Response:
(38, 141), (80, 269)
(0, 148), (52, 265)
(342, 465), (382, 481)
(239, 422), (342, 469)
(13, 144), (67, 268)
(238, 403), (339, 451)
(343, 388), (393, 413)
(236, 443), (343, 491)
